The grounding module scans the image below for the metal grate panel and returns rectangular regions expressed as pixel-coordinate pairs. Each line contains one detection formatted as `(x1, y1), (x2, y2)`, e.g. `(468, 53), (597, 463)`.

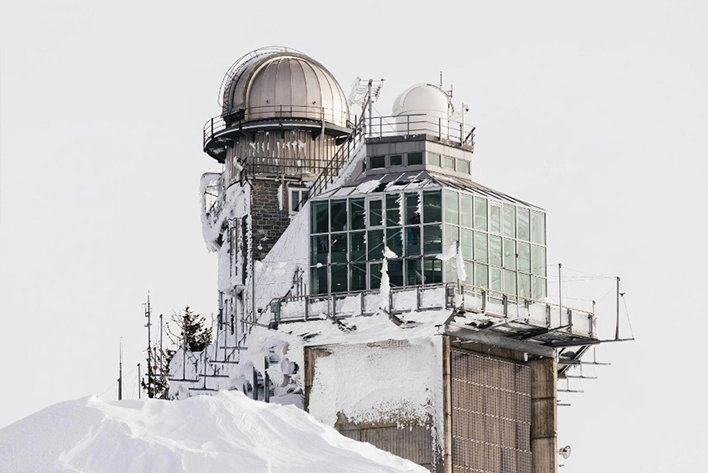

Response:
(451, 350), (532, 473)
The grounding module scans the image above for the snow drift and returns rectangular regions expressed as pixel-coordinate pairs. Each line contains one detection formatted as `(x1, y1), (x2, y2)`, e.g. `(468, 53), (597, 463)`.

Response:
(0, 391), (427, 473)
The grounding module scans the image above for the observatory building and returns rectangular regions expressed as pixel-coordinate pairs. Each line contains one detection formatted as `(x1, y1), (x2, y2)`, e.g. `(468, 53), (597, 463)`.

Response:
(170, 47), (617, 473)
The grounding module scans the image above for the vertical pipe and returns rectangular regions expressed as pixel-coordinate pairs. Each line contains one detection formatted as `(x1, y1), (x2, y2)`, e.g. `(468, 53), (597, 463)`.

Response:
(137, 363), (141, 400)
(558, 263), (563, 326)
(118, 338), (123, 401)
(368, 80), (373, 137)
(159, 314), (163, 376)
(615, 276), (621, 340)
(145, 294), (152, 398)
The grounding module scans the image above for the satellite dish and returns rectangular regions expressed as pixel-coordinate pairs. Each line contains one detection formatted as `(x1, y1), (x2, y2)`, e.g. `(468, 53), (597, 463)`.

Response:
(559, 445), (572, 459)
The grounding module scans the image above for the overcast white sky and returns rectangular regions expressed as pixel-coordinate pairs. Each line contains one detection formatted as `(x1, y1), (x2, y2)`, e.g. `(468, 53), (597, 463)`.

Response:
(1, 1), (707, 471)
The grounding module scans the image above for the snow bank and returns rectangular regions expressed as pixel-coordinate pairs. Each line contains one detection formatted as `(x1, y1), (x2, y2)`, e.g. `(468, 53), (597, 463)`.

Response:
(0, 391), (428, 473)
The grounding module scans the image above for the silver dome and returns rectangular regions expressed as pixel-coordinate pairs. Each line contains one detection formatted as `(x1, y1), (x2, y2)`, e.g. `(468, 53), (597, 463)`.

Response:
(221, 47), (349, 129)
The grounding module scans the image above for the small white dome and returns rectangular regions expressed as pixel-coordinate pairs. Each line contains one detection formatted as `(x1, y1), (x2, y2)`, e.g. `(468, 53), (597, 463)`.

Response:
(392, 83), (450, 118)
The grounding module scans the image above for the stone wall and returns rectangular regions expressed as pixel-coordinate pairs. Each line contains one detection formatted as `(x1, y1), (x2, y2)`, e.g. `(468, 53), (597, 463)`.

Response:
(250, 178), (291, 261)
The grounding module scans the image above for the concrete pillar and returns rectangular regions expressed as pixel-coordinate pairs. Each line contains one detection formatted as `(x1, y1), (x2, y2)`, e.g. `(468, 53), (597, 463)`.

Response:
(530, 358), (557, 473)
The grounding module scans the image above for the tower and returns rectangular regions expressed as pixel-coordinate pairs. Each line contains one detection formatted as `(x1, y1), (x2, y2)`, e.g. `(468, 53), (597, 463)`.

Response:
(172, 47), (624, 473)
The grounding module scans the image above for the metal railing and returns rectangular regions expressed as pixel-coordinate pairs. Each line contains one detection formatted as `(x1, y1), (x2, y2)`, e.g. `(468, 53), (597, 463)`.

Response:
(365, 113), (475, 147)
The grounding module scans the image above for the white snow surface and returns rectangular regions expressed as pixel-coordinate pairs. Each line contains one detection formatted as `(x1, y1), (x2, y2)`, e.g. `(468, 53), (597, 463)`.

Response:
(0, 391), (428, 473)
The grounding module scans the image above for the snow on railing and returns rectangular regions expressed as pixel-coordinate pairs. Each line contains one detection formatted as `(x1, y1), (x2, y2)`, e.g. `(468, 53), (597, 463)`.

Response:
(365, 113), (475, 148)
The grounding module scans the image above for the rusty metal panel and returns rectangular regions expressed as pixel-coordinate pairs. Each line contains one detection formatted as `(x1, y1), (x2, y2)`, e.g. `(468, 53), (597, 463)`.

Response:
(450, 349), (532, 473)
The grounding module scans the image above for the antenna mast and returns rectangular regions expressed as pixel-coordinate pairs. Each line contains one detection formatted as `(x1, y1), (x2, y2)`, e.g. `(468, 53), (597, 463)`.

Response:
(118, 337), (123, 401)
(144, 293), (153, 398)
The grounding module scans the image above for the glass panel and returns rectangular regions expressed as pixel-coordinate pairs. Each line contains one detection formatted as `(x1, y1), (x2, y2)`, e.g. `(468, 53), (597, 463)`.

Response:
(503, 238), (516, 270)
(427, 152), (441, 167)
(490, 204), (501, 234)
(331, 265), (347, 293)
(518, 241), (531, 273)
(310, 266), (327, 294)
(464, 261), (474, 285)
(386, 228), (403, 258)
(474, 231), (488, 263)
(405, 226), (421, 256)
(331, 233), (347, 263)
(503, 269), (516, 296)
(350, 263), (367, 291)
(503, 204), (516, 237)
(474, 197), (488, 231)
(444, 224), (458, 252)
(443, 156), (455, 169)
(424, 257), (442, 284)
(475, 263), (489, 288)
(349, 231), (366, 262)
(445, 260), (457, 283)
(460, 194), (472, 228)
(532, 276), (547, 300)
(367, 229), (384, 260)
(406, 258), (423, 286)
(423, 225), (442, 254)
(390, 154), (402, 166)
(460, 228), (473, 260)
(407, 152), (423, 165)
(457, 159), (470, 175)
(532, 245), (547, 276)
(388, 259), (404, 287)
(349, 198), (365, 230)
(518, 207), (530, 242)
(490, 268), (502, 292)
(489, 235), (502, 267)
(370, 263), (382, 290)
(331, 200), (347, 232)
(423, 191), (442, 223)
(291, 189), (306, 212)
(370, 156), (385, 168)
(531, 211), (546, 245)
(369, 199), (383, 227)
(311, 201), (329, 234)
(518, 273), (531, 300)
(405, 193), (420, 225)
(386, 193), (401, 226)
(444, 190), (459, 224)
(311, 235), (329, 265)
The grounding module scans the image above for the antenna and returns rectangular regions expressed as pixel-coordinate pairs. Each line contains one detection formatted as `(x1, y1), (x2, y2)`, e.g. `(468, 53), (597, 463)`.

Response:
(118, 337), (123, 401)
(144, 293), (153, 398)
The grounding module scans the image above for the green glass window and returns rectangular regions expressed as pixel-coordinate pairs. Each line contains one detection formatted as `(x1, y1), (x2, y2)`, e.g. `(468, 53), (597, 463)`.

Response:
(474, 231), (488, 263)
(460, 194), (472, 228)
(405, 227), (421, 256)
(503, 238), (516, 270)
(310, 266), (327, 294)
(503, 270), (516, 296)
(445, 260), (457, 283)
(518, 207), (530, 242)
(518, 241), (531, 273)
(424, 257), (442, 284)
(532, 276), (547, 300)
(369, 200), (383, 227)
(531, 211), (546, 245)
(461, 228), (473, 260)
(518, 273), (531, 299)
(531, 245), (547, 276)
(405, 193), (420, 225)
(490, 204), (501, 234)
(444, 224), (458, 251)
(350, 231), (366, 262)
(474, 197), (488, 231)
(423, 225), (442, 254)
(386, 194), (401, 226)
(489, 235), (502, 267)
(390, 154), (402, 166)
(464, 261), (474, 285)
(443, 156), (455, 169)
(388, 259), (404, 287)
(331, 200), (347, 232)
(350, 198), (365, 230)
(350, 264), (367, 291)
(444, 190), (459, 224)
(386, 228), (403, 258)
(406, 258), (423, 286)
(407, 152), (423, 165)
(503, 204), (516, 237)
(427, 152), (441, 167)
(423, 191), (442, 223)
(370, 263), (382, 289)
(311, 235), (328, 265)
(331, 265), (347, 293)
(367, 229), (384, 260)
(370, 156), (385, 168)
(475, 263), (489, 288)
(457, 159), (470, 174)
(311, 201), (329, 234)
(490, 268), (502, 292)
(331, 233), (347, 263)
